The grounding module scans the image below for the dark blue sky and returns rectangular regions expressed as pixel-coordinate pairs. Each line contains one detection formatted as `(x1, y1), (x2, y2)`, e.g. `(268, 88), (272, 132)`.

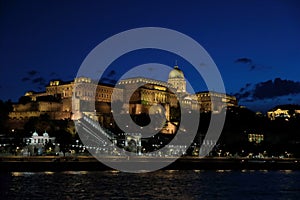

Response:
(0, 0), (300, 111)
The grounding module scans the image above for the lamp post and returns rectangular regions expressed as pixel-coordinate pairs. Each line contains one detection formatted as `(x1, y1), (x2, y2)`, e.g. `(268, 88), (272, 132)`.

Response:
(76, 140), (79, 154)
(217, 150), (222, 157)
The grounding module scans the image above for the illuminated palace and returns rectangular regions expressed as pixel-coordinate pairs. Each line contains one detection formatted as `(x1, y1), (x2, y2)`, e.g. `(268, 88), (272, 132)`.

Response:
(9, 65), (238, 133)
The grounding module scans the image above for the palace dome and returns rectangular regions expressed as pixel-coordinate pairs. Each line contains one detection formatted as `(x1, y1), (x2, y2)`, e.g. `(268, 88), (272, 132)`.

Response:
(168, 66), (184, 79)
(32, 131), (38, 137)
(43, 131), (49, 137)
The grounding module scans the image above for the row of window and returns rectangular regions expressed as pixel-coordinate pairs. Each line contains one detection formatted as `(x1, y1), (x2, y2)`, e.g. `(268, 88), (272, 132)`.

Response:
(29, 138), (53, 144)
(119, 79), (168, 86)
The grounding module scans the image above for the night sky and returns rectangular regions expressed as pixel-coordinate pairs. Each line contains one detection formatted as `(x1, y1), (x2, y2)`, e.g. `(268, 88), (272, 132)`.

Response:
(1, 0), (300, 112)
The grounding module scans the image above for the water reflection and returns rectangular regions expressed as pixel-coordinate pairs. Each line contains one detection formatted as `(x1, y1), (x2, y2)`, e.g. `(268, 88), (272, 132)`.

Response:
(11, 172), (36, 177)
(1, 170), (300, 199)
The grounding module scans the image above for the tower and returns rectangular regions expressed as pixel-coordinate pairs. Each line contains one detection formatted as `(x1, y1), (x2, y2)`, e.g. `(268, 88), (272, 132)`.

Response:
(168, 65), (187, 93)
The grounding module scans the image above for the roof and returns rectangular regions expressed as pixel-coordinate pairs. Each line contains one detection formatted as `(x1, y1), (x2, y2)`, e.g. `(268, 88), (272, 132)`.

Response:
(168, 65), (184, 79)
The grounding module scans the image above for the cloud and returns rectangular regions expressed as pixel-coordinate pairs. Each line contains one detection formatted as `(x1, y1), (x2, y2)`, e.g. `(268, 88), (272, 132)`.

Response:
(235, 58), (272, 71)
(253, 78), (300, 99)
(239, 93), (300, 112)
(20, 70), (49, 91)
(234, 91), (251, 99)
(100, 77), (116, 84)
(21, 70), (39, 83)
(235, 57), (257, 70)
(235, 58), (252, 64)
(107, 70), (116, 77)
(100, 70), (117, 84)
(236, 78), (300, 100)
(250, 65), (256, 70)
(32, 77), (46, 86)
(27, 70), (38, 76)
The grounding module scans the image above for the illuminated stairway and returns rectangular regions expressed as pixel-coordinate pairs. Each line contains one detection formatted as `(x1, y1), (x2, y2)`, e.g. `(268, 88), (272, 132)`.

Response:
(75, 113), (116, 147)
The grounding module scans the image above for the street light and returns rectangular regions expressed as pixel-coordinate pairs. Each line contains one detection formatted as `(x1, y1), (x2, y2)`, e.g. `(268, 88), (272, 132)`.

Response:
(217, 150), (222, 157)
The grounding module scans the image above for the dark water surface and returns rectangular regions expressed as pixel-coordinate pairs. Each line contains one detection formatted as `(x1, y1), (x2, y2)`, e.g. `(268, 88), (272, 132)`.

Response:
(1, 170), (300, 199)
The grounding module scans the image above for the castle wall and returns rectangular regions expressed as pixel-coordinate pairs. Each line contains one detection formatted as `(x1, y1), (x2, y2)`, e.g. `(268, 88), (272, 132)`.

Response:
(13, 103), (37, 112)
(8, 74), (238, 133)
(196, 92), (238, 113)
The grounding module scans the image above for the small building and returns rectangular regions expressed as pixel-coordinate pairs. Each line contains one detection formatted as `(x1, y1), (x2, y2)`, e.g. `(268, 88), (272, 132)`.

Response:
(25, 131), (55, 146)
(248, 133), (264, 144)
(243, 130), (264, 144)
(267, 108), (290, 120)
(23, 131), (56, 155)
(267, 105), (300, 120)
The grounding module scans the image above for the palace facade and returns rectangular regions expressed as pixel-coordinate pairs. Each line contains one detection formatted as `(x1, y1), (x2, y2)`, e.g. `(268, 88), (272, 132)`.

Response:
(9, 65), (238, 133)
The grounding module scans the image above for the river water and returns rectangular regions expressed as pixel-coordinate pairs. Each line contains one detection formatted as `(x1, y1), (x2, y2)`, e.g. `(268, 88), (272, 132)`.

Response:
(1, 170), (300, 199)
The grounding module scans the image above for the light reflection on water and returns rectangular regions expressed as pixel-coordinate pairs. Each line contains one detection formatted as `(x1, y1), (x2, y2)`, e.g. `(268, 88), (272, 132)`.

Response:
(1, 170), (300, 199)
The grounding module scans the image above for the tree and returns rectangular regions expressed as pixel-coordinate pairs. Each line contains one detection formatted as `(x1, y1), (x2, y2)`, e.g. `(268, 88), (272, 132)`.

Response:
(0, 99), (13, 133)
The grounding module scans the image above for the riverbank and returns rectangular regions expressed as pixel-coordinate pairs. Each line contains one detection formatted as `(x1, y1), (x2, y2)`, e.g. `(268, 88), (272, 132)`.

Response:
(0, 156), (299, 172)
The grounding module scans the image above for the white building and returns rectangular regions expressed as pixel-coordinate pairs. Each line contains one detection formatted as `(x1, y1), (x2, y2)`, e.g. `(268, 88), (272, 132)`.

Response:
(24, 131), (55, 146)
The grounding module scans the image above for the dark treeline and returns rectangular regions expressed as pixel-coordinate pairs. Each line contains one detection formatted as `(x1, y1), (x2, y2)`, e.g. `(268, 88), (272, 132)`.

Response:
(0, 100), (13, 133)
(212, 107), (300, 157)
